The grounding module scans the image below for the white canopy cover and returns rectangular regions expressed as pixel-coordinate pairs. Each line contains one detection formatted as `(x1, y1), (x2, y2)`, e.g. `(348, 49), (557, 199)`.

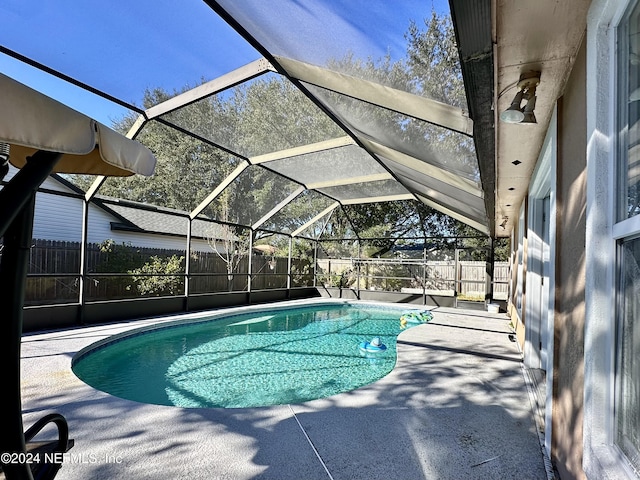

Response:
(0, 73), (156, 177)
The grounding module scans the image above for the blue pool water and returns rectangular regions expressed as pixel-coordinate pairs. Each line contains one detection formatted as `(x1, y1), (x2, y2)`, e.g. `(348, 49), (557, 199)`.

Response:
(72, 302), (428, 408)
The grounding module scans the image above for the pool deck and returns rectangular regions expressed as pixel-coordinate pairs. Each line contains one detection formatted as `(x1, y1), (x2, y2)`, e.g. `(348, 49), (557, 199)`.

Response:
(20, 301), (551, 479)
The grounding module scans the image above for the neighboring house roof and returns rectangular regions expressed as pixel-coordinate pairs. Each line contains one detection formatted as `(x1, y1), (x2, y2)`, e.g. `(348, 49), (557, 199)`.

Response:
(99, 199), (232, 241)
(49, 174), (230, 241)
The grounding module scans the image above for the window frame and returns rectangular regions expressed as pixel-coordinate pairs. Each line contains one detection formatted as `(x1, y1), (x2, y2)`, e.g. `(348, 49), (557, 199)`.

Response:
(614, 0), (640, 475)
(584, 0), (640, 478)
(614, 234), (640, 475)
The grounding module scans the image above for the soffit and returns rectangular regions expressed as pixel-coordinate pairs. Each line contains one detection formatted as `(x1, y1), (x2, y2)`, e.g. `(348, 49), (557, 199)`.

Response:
(494, 0), (591, 236)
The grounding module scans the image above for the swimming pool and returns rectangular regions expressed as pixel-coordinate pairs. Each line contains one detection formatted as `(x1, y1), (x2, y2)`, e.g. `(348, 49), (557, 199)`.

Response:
(72, 301), (432, 408)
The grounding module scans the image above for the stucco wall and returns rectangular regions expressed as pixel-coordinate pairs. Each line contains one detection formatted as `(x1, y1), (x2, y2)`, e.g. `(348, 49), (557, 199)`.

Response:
(553, 35), (587, 480)
(507, 201), (527, 350)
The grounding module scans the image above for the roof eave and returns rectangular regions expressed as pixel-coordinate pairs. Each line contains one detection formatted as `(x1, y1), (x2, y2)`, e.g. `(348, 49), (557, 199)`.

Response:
(449, 0), (496, 237)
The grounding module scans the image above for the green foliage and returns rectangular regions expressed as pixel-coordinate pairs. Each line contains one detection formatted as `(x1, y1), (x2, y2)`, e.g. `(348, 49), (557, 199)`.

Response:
(332, 270), (356, 289)
(93, 240), (186, 297)
(404, 12), (476, 180)
(128, 255), (185, 296)
(95, 239), (143, 273)
(494, 237), (510, 262)
(406, 12), (465, 107)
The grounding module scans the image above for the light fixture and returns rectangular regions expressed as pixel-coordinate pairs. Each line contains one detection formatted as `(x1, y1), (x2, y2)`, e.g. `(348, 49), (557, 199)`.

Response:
(499, 72), (540, 124)
(499, 90), (525, 123)
(500, 217), (509, 230)
(522, 92), (537, 124)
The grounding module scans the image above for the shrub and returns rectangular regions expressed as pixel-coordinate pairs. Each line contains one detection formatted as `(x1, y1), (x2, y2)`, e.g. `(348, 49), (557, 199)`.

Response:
(129, 255), (185, 296)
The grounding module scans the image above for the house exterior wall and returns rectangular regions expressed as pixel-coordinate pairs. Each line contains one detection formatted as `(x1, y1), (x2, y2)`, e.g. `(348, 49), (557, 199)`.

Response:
(505, 28), (590, 480)
(33, 186), (84, 242)
(553, 35), (587, 480)
(507, 199), (528, 350)
(506, 1), (640, 477)
(32, 191), (213, 251)
(5, 170), (212, 252)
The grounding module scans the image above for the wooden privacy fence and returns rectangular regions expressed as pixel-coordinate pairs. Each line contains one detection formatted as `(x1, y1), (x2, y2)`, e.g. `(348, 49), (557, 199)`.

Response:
(10, 240), (508, 304)
(14, 239), (313, 305)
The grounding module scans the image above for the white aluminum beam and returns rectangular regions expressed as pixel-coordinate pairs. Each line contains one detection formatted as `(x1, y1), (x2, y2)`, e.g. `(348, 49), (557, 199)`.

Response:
(275, 56), (474, 136)
(85, 176), (106, 202)
(360, 138), (484, 198)
(306, 172), (393, 189)
(189, 162), (249, 220)
(416, 193), (489, 235)
(252, 185), (305, 230)
(340, 193), (414, 205)
(291, 202), (340, 237)
(249, 136), (355, 164)
(145, 59), (275, 119)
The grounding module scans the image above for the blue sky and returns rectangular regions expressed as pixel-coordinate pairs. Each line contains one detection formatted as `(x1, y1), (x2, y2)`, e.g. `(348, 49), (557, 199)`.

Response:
(0, 0), (449, 127)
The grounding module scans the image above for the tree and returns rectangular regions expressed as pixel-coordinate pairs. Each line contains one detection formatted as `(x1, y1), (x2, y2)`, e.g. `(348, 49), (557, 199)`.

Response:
(406, 12), (466, 108)
(206, 222), (250, 291)
(76, 10), (485, 248)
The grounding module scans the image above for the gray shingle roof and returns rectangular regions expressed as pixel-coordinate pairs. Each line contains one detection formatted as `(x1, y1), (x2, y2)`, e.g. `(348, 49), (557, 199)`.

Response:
(95, 197), (232, 240)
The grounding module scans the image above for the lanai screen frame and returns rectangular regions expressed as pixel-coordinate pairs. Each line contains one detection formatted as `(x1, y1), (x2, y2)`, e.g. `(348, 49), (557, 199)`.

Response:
(1, 1), (497, 314)
(2, 0), (491, 240)
(74, 53), (486, 234)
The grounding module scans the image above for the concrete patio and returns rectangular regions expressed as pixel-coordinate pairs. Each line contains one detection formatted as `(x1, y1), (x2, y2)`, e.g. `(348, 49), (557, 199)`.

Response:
(19, 303), (551, 479)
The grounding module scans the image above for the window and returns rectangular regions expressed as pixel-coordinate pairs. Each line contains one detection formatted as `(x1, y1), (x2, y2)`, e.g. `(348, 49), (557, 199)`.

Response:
(617, 237), (640, 472)
(585, 0), (640, 478)
(618, 0), (640, 221)
(616, 1), (640, 475)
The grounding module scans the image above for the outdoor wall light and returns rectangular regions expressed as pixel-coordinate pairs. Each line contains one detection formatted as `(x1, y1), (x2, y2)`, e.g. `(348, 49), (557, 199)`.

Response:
(500, 90), (525, 123)
(499, 72), (540, 124)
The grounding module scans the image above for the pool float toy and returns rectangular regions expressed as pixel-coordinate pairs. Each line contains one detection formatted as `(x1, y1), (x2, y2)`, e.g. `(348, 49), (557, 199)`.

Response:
(359, 337), (387, 353)
(400, 310), (433, 326)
